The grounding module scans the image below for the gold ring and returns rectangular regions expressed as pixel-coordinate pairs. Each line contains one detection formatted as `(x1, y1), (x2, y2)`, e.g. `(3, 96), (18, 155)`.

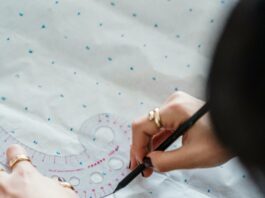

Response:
(9, 154), (32, 169)
(60, 182), (75, 191)
(0, 168), (5, 172)
(148, 108), (163, 128)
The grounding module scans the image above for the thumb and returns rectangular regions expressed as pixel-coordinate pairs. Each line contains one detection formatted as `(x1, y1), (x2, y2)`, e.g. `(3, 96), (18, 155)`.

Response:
(148, 147), (197, 172)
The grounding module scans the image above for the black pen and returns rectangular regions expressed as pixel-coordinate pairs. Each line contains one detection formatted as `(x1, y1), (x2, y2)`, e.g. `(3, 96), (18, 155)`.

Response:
(113, 103), (209, 194)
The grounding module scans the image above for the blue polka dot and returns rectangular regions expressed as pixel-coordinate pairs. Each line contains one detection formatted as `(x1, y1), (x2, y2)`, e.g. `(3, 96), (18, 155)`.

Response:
(242, 174), (246, 178)
(130, 66), (134, 71)
(184, 179), (188, 183)
(51, 61), (55, 64)
(24, 107), (28, 111)
(99, 23), (103, 27)
(152, 77), (156, 81)
(41, 24), (46, 29)
(132, 13), (137, 17)
(118, 92), (122, 95)
(48, 118), (51, 121)
(82, 104), (87, 108)
(207, 189), (211, 193)
(55, 1), (59, 4)
(1, 96), (6, 101)
(154, 24), (158, 28)
(197, 44), (202, 48)
(210, 19), (214, 23)
(77, 12), (81, 16)
(6, 37), (10, 41)
(33, 140), (38, 144)
(28, 49), (33, 54)
(108, 57), (112, 61)
(79, 162), (83, 165)
(189, 8), (193, 12)
(56, 151), (61, 155)
(174, 87), (178, 91)
(96, 82), (99, 85)
(60, 94), (64, 98)
(176, 34), (180, 38)
(186, 64), (190, 68)
(85, 46), (90, 50)
(70, 128), (74, 131)
(110, 2), (115, 6)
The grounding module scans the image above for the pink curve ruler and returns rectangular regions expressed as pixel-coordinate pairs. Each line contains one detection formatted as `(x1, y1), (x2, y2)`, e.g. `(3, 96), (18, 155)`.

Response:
(0, 113), (131, 198)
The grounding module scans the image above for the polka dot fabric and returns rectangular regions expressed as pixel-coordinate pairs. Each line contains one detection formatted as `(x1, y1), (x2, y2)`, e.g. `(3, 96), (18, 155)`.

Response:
(0, 0), (262, 197)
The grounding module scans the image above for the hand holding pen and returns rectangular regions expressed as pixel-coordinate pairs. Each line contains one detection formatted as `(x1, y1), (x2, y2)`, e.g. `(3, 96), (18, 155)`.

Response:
(130, 92), (233, 177)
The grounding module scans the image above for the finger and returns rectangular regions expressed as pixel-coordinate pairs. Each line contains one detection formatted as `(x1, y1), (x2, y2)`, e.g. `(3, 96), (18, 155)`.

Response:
(132, 116), (158, 163)
(6, 144), (35, 173)
(129, 146), (138, 170)
(152, 129), (173, 150)
(147, 147), (198, 172)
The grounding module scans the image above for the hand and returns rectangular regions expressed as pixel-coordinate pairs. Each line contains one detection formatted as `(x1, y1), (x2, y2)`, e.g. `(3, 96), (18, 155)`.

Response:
(0, 144), (78, 198)
(130, 91), (233, 177)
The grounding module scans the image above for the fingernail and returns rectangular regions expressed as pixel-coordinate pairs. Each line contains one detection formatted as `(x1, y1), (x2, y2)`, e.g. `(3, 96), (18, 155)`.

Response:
(128, 161), (131, 169)
(141, 171), (145, 177)
(143, 157), (153, 168)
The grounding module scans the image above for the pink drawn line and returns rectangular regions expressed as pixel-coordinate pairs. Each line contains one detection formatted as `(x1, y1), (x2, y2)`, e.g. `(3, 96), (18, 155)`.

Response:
(48, 168), (85, 173)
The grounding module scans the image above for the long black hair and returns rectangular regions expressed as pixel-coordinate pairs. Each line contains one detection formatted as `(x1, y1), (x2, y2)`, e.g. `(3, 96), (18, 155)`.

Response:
(207, 0), (265, 191)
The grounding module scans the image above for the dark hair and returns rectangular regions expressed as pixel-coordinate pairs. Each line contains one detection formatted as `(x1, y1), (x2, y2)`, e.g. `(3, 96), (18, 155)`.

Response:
(207, 0), (265, 190)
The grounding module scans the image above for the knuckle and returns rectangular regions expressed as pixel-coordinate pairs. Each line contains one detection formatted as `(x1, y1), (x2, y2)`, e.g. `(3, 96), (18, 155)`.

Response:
(131, 120), (140, 131)
(16, 167), (32, 178)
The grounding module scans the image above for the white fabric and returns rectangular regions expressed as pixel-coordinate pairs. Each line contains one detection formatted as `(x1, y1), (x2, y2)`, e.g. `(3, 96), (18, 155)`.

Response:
(0, 0), (263, 197)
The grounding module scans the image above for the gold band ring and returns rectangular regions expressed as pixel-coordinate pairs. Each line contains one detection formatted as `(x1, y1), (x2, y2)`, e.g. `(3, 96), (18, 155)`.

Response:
(9, 154), (32, 169)
(60, 182), (75, 191)
(148, 108), (163, 128)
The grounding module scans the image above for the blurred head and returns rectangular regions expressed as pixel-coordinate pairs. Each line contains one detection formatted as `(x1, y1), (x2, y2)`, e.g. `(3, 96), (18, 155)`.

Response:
(207, 0), (265, 190)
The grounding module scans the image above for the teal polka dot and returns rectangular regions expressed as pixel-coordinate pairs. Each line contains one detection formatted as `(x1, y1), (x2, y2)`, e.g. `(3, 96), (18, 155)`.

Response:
(108, 57), (112, 61)
(60, 94), (64, 98)
(189, 8), (193, 12)
(70, 128), (74, 131)
(99, 23), (103, 27)
(210, 19), (214, 23)
(77, 12), (81, 16)
(24, 107), (28, 111)
(41, 24), (46, 29)
(33, 140), (38, 144)
(176, 34), (180, 38)
(1, 96), (6, 101)
(82, 104), (87, 108)
(110, 2), (115, 6)
(55, 1), (59, 4)
(130, 66), (134, 71)
(51, 61), (55, 64)
(152, 77), (156, 81)
(207, 189), (211, 193)
(132, 13), (137, 17)
(154, 24), (158, 28)
(19, 12), (24, 17)
(56, 151), (61, 155)
(85, 46), (90, 50)
(48, 117), (51, 121)
(28, 49), (33, 54)
(6, 37), (10, 41)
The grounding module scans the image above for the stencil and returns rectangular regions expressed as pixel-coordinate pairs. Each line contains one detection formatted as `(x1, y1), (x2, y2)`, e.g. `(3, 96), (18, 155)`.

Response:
(0, 113), (131, 198)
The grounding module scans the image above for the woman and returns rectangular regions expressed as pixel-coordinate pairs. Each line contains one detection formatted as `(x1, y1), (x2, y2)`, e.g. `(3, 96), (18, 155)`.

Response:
(0, 0), (264, 197)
